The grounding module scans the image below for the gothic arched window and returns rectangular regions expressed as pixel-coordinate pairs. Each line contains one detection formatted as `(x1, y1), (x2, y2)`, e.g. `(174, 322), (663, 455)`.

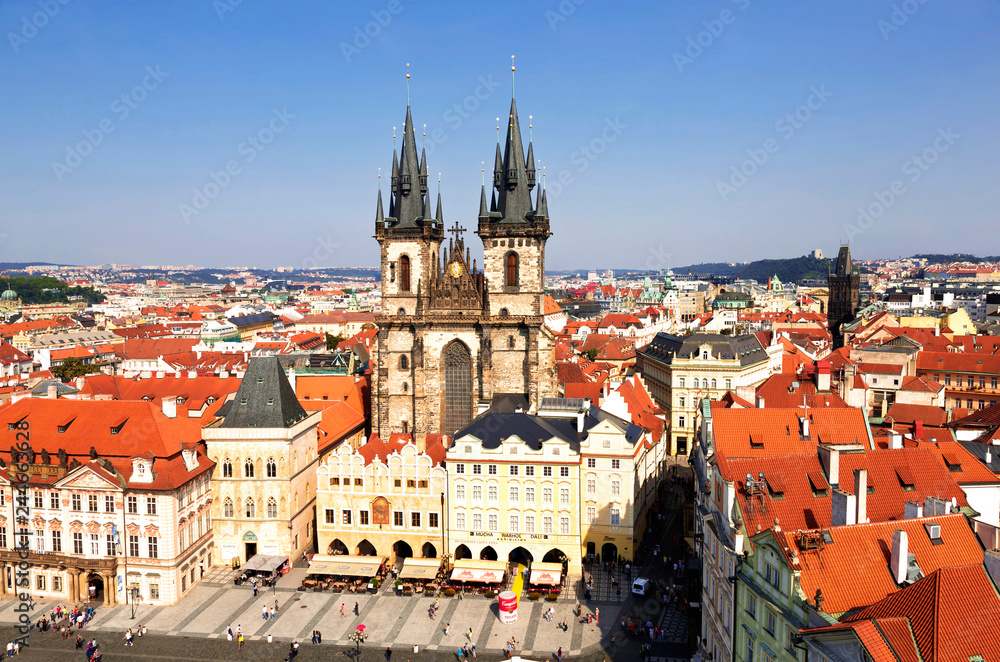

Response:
(245, 497), (255, 518)
(222, 458), (233, 478)
(399, 355), (408, 370)
(443, 341), (473, 436)
(505, 252), (519, 287)
(244, 459), (254, 478)
(266, 458), (277, 478)
(223, 498), (233, 518)
(267, 497), (278, 518)
(399, 255), (411, 292)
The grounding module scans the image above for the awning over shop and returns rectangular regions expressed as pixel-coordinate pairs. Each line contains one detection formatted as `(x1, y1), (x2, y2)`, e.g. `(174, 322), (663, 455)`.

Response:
(399, 557), (443, 580)
(239, 554), (288, 574)
(450, 559), (508, 584)
(309, 554), (386, 577)
(528, 562), (563, 586)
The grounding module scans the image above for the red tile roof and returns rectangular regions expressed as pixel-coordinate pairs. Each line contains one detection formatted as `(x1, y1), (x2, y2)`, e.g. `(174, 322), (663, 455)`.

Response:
(755, 373), (849, 409)
(885, 403), (948, 427)
(917, 351), (1000, 375)
(837, 447), (969, 521)
(315, 401), (366, 454)
(79, 374), (241, 417)
(712, 408), (873, 459)
(0, 398), (211, 490)
(777, 514), (983, 617)
(117, 338), (199, 360)
(842, 564), (1000, 662)
(858, 362), (905, 375)
(0, 340), (31, 366)
(544, 295), (563, 315)
(717, 454), (832, 533)
(296, 374), (370, 419)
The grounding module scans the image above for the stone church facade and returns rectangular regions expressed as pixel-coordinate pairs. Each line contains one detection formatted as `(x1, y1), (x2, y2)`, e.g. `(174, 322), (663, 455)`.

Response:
(372, 96), (557, 438)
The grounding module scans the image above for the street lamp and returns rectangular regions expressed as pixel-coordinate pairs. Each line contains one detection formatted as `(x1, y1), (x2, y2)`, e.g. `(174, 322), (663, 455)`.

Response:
(348, 628), (367, 658)
(129, 587), (140, 619)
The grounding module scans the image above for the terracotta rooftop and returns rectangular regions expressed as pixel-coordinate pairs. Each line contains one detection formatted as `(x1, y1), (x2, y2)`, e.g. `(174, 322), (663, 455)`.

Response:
(712, 407), (873, 459)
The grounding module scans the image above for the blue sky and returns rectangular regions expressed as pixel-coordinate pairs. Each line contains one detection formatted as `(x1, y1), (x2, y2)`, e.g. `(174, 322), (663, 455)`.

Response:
(1, 0), (998, 270)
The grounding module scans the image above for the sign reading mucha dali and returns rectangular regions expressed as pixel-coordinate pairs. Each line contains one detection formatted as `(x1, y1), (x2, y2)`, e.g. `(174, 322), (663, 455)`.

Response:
(372, 496), (391, 526)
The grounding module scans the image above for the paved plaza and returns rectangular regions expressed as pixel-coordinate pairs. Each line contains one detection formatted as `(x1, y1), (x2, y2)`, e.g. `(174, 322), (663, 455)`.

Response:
(0, 474), (694, 662)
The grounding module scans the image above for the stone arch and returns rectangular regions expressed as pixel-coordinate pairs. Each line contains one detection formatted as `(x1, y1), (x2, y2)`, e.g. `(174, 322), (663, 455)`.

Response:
(505, 251), (519, 287)
(328, 538), (348, 555)
(421, 542), (437, 558)
(356, 539), (377, 556)
(454, 544), (472, 560)
(479, 545), (498, 561)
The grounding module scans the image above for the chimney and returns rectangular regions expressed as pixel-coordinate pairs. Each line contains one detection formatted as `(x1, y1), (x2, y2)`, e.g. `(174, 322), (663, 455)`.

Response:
(756, 395), (765, 408)
(854, 468), (868, 523)
(800, 416), (810, 439)
(583, 397), (591, 413)
(818, 446), (840, 487)
(904, 500), (924, 519)
(576, 411), (585, 434)
(914, 420), (923, 440)
(987, 449), (993, 464)
(287, 367), (296, 392)
(890, 433), (902, 450)
(162, 395), (177, 419)
(47, 383), (58, 399)
(816, 361), (831, 392)
(831, 489), (857, 526)
(890, 530), (908, 584)
(75, 376), (86, 390)
(416, 435), (426, 454)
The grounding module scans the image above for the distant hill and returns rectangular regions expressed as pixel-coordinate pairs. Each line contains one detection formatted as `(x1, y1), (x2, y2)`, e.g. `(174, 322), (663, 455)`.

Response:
(0, 276), (105, 304)
(676, 256), (836, 283)
(0, 262), (69, 271)
(912, 254), (1000, 264)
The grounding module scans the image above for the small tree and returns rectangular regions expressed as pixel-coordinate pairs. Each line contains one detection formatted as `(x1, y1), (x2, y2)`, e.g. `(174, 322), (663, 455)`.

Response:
(585, 348), (598, 361)
(52, 357), (100, 382)
(325, 332), (347, 350)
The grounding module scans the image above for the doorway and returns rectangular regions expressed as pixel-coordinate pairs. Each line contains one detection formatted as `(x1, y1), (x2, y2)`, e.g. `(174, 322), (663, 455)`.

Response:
(245, 542), (257, 561)
(87, 574), (104, 602)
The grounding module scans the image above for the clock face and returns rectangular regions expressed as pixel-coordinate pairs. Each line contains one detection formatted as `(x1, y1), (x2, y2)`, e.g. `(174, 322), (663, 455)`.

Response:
(449, 261), (463, 278)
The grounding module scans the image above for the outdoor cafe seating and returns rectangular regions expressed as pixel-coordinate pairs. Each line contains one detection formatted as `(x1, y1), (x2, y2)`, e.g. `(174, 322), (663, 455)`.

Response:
(233, 554), (289, 586)
(300, 555), (387, 592)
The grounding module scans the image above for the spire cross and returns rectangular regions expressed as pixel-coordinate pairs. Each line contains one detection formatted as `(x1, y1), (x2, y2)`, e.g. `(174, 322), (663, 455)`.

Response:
(447, 222), (467, 242)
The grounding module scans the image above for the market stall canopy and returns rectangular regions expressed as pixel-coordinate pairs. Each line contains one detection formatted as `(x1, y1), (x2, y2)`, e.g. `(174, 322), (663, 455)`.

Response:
(399, 557), (443, 580)
(310, 554), (386, 577)
(239, 554), (288, 573)
(528, 562), (563, 586)
(450, 559), (508, 583)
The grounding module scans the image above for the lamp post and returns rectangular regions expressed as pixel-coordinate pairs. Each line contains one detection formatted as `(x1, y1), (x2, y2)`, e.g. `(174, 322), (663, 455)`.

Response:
(129, 587), (139, 619)
(348, 629), (367, 658)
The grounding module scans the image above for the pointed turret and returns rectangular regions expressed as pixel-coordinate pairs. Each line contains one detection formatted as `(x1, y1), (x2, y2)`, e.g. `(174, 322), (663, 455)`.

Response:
(423, 192), (432, 220)
(490, 190), (497, 212)
(525, 141), (535, 189)
(375, 188), (385, 223)
(536, 188), (548, 220)
(493, 143), (503, 189)
(436, 190), (444, 223)
(478, 185), (488, 220)
(419, 147), (428, 194)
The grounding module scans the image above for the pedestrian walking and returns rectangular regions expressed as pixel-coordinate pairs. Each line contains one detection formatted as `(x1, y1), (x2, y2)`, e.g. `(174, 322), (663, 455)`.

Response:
(471, 643), (477, 658)
(595, 607), (600, 623)
(237, 633), (244, 651)
(340, 604), (345, 617)
(227, 626), (233, 642)
(253, 584), (258, 597)
(557, 646), (563, 661)
(354, 602), (359, 615)
(275, 599), (279, 612)
(385, 647), (392, 661)
(444, 623), (450, 636)
(270, 606), (275, 620)
(123, 628), (134, 646)
(467, 627), (474, 641)
(262, 605), (268, 621)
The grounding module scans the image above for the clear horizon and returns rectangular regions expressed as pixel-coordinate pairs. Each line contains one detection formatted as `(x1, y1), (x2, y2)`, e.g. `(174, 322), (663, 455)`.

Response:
(2, 1), (998, 270)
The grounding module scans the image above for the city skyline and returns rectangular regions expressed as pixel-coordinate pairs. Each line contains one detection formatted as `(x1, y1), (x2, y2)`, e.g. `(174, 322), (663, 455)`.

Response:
(2, 1), (999, 269)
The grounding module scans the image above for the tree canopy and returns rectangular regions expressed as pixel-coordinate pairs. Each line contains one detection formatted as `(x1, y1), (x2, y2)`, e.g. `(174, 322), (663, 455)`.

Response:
(0, 276), (105, 304)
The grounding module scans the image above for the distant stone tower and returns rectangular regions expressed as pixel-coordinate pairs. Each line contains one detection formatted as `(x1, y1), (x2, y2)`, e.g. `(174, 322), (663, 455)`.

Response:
(828, 245), (860, 348)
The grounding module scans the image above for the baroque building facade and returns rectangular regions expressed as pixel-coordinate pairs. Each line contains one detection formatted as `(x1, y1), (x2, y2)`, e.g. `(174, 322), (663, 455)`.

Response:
(371, 96), (557, 439)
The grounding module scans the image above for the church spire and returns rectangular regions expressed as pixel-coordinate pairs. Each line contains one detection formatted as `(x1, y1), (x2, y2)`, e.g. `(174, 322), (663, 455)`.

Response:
(478, 185), (488, 221)
(388, 104), (424, 228)
(376, 186), (384, 223)
(492, 98), (533, 222)
(436, 173), (444, 223)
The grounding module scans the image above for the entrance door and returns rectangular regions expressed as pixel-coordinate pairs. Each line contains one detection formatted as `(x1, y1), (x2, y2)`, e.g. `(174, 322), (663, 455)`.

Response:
(245, 542), (257, 561)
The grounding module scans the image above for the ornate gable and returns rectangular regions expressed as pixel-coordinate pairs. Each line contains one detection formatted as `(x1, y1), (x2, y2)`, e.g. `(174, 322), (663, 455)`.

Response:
(428, 226), (485, 313)
(58, 467), (119, 491)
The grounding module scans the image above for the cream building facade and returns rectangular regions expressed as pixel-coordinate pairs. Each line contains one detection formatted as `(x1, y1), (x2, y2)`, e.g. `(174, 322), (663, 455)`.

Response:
(203, 357), (321, 565)
(316, 436), (447, 562)
(638, 333), (773, 456)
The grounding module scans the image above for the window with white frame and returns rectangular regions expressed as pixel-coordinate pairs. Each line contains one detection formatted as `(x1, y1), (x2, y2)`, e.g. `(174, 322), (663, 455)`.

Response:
(610, 508), (620, 526)
(525, 514), (535, 533)
(472, 513), (482, 530)
(543, 487), (553, 504)
(559, 516), (570, 534)
(543, 516), (553, 534)
(509, 486), (519, 502)
(560, 487), (570, 505)
(488, 485), (498, 502)
(525, 485), (535, 503)
(456, 484), (466, 501)
(509, 514), (518, 532)
(587, 506), (596, 524)
(488, 514), (497, 531)
(472, 485), (482, 501)
(611, 459), (620, 469)
(543, 466), (552, 477)
(587, 478), (596, 495)
(611, 479), (620, 496)
(456, 512), (466, 530)
(559, 466), (569, 477)
(509, 465), (518, 476)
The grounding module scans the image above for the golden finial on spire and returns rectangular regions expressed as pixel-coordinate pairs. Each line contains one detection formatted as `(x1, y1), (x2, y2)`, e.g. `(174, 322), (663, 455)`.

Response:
(496, 117), (500, 144)
(378, 167), (381, 189)
(423, 123), (426, 150)
(405, 62), (411, 105)
(529, 114), (533, 142)
(511, 55), (516, 98)
(392, 126), (396, 150)
(481, 161), (485, 187)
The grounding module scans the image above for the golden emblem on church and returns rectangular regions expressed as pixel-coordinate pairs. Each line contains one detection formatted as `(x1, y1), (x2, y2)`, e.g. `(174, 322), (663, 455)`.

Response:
(449, 261), (464, 278)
